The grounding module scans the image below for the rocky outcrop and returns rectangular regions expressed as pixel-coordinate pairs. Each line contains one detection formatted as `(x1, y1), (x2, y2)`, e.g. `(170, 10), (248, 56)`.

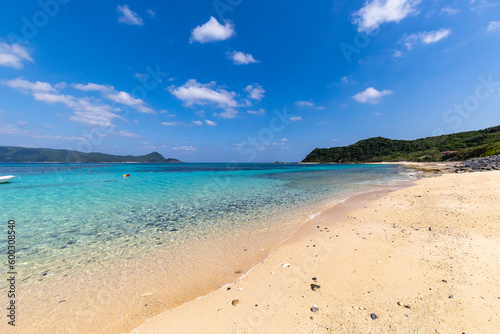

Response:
(454, 155), (500, 172)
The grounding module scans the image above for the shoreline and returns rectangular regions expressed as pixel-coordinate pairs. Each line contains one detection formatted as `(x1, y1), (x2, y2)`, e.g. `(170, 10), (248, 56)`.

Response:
(0, 170), (411, 334)
(130, 170), (500, 334)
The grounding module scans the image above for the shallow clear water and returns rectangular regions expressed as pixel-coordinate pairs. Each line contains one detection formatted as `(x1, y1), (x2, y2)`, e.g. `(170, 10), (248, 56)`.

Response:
(0, 163), (412, 287)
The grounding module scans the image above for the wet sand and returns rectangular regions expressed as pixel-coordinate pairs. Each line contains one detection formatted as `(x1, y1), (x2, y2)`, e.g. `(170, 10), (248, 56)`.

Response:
(130, 171), (500, 333)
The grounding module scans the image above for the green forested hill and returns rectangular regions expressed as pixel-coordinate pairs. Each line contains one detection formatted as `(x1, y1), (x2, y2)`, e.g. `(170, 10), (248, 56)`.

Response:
(302, 125), (500, 163)
(0, 146), (182, 163)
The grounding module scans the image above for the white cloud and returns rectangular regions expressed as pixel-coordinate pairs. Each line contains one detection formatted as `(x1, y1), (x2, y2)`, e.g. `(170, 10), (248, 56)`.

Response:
(341, 75), (355, 84)
(65, 136), (87, 141)
(73, 83), (112, 92)
(74, 82), (155, 114)
(419, 29), (452, 44)
(353, 87), (393, 104)
(32, 92), (122, 127)
(17, 120), (28, 125)
(244, 84), (265, 101)
(3, 78), (122, 127)
(281, 138), (288, 142)
(190, 17), (235, 43)
(33, 92), (73, 104)
(205, 119), (217, 126)
(227, 51), (259, 65)
(161, 121), (192, 127)
(441, 6), (460, 15)
(289, 116), (302, 121)
(393, 50), (403, 57)
(106, 91), (141, 106)
(3, 78), (55, 92)
(294, 100), (325, 110)
(117, 5), (144, 26)
(403, 28), (451, 49)
(147, 9), (155, 18)
(214, 109), (237, 119)
(247, 108), (266, 115)
(169, 79), (237, 108)
(117, 130), (139, 138)
(487, 21), (500, 32)
(470, 0), (497, 11)
(353, 0), (421, 32)
(0, 42), (33, 69)
(172, 146), (197, 151)
(192, 120), (202, 125)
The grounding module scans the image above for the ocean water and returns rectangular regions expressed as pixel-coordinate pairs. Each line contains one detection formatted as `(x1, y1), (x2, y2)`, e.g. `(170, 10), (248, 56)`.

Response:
(0, 163), (413, 332)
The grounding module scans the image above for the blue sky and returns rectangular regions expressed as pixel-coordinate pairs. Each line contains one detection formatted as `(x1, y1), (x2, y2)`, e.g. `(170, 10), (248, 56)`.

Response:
(1, 0), (500, 162)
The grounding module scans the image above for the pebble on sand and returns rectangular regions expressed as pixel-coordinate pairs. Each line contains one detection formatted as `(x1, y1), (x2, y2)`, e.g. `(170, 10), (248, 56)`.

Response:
(370, 313), (378, 320)
(231, 299), (240, 306)
(310, 284), (321, 291)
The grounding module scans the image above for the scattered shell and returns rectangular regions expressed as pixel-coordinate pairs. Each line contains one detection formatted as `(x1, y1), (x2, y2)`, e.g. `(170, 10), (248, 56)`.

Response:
(281, 262), (291, 268)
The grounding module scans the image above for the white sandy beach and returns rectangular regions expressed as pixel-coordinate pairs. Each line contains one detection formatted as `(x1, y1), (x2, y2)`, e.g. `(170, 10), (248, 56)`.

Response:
(130, 171), (500, 333)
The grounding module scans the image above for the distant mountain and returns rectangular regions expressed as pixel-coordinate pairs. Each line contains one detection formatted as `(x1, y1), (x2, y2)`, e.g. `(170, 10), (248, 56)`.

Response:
(302, 125), (500, 163)
(0, 146), (182, 163)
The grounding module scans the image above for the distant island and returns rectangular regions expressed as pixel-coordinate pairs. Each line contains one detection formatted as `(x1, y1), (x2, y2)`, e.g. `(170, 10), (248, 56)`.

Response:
(302, 125), (500, 163)
(0, 146), (182, 163)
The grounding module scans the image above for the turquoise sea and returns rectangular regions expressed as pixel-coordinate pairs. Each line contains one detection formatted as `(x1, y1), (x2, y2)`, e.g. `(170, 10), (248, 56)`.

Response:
(0, 163), (414, 332)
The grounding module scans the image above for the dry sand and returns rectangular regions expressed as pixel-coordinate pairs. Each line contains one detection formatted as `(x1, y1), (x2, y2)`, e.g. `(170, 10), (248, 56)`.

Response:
(130, 171), (500, 334)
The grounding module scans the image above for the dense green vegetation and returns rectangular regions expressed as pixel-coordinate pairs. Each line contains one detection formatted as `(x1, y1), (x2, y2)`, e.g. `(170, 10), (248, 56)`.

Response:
(302, 125), (500, 163)
(0, 146), (182, 163)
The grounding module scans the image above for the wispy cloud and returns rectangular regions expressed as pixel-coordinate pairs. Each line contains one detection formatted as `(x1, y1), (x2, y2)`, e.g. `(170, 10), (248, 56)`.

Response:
(72, 83), (112, 92)
(205, 119), (217, 126)
(116, 129), (139, 138)
(487, 21), (500, 32)
(353, 87), (393, 104)
(470, 0), (497, 11)
(172, 146), (197, 151)
(0, 123), (63, 139)
(169, 79), (239, 119)
(353, 0), (421, 32)
(294, 101), (325, 110)
(147, 9), (155, 18)
(227, 51), (259, 65)
(73, 82), (155, 114)
(117, 5), (144, 26)
(0, 42), (33, 69)
(289, 116), (302, 121)
(3, 78), (56, 92)
(401, 28), (452, 50)
(341, 75), (355, 84)
(190, 17), (235, 43)
(161, 121), (192, 127)
(247, 108), (266, 115)
(441, 6), (460, 15)
(3, 78), (123, 127)
(244, 84), (265, 101)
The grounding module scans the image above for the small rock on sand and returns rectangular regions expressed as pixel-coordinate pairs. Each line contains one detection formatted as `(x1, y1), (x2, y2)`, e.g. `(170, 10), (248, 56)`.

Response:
(310, 284), (321, 291)
(231, 299), (240, 306)
(370, 313), (378, 320)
